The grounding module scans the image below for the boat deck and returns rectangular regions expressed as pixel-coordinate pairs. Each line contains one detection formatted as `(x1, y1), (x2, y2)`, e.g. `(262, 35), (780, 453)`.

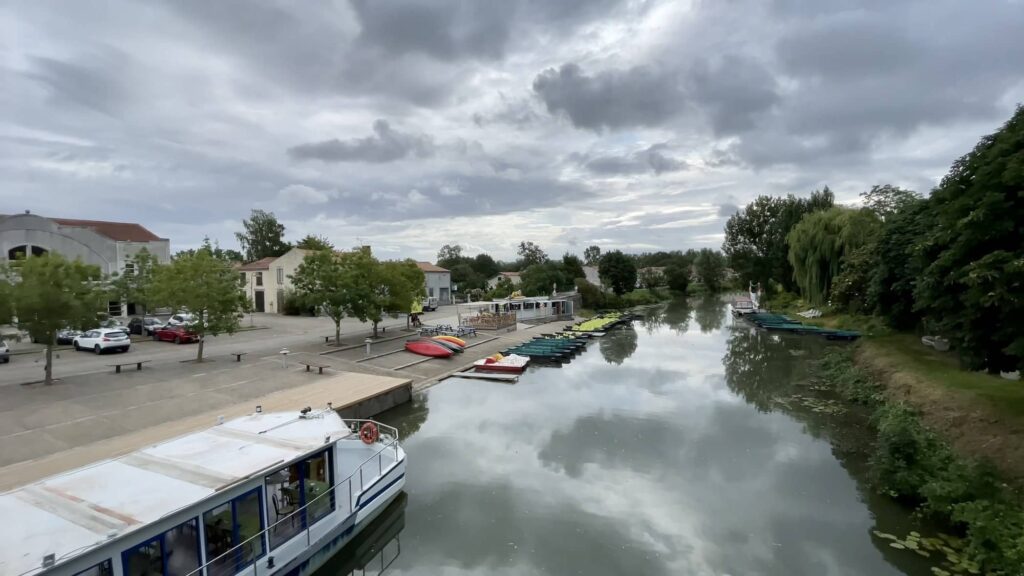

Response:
(0, 371), (411, 492)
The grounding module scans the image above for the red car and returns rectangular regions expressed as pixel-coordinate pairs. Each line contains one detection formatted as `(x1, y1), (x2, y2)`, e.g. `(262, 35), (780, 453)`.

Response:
(152, 324), (200, 344)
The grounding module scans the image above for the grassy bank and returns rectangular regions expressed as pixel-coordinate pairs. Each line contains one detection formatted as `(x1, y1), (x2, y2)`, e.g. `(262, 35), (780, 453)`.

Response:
(817, 350), (1024, 574)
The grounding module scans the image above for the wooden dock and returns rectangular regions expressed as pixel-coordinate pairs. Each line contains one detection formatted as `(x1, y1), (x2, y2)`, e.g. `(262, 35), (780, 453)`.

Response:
(0, 371), (410, 492)
(447, 371), (520, 383)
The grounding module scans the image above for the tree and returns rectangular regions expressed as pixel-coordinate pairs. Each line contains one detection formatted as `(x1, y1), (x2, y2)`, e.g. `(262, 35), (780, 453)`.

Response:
(561, 253), (585, 282)
(787, 207), (881, 306)
(0, 270), (15, 325)
(598, 251), (637, 296)
(295, 234), (334, 251)
(291, 250), (350, 344)
(861, 185), (921, 221)
(489, 276), (515, 299)
(663, 262), (690, 294)
(176, 237), (244, 262)
(7, 254), (106, 384)
(583, 245), (602, 266)
(471, 253), (499, 279)
(151, 250), (247, 362)
(694, 249), (728, 293)
(373, 260), (426, 337)
(520, 262), (572, 296)
(517, 241), (548, 267)
(638, 267), (665, 290)
(575, 278), (605, 309)
(869, 199), (932, 329)
(436, 244), (463, 266)
(111, 249), (160, 316)
(916, 106), (1024, 372)
(235, 209), (290, 261)
(723, 189), (834, 293)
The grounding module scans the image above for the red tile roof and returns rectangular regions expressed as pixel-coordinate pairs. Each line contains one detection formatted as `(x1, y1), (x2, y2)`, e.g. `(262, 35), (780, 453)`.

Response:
(239, 257), (277, 271)
(416, 261), (449, 273)
(51, 218), (163, 242)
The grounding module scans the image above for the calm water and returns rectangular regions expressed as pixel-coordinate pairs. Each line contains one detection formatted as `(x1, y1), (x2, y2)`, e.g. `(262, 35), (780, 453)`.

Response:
(321, 298), (938, 576)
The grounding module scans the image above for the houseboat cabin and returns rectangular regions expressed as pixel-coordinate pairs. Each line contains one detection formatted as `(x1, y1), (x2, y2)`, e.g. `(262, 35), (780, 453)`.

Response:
(0, 408), (406, 576)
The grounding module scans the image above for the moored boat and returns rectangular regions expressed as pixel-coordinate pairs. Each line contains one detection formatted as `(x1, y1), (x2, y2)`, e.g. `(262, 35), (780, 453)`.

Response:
(405, 340), (453, 358)
(473, 353), (530, 373)
(429, 338), (464, 353)
(1, 407), (406, 576)
(433, 335), (466, 347)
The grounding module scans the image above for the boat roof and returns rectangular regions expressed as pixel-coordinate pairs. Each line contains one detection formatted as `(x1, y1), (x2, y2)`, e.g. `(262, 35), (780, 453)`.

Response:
(1, 410), (350, 576)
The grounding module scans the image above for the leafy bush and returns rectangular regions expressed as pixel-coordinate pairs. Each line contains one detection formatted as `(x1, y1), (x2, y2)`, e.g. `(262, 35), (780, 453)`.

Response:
(817, 350), (882, 405)
(870, 403), (945, 500)
(280, 289), (305, 316)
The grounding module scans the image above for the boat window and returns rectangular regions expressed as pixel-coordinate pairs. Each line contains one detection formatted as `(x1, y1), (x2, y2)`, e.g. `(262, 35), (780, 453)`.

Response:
(264, 449), (335, 550)
(202, 488), (265, 575)
(72, 559), (113, 576)
(122, 517), (200, 576)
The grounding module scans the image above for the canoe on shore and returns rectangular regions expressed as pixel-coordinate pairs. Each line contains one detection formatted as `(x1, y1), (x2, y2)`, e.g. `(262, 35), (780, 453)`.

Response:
(406, 340), (453, 358)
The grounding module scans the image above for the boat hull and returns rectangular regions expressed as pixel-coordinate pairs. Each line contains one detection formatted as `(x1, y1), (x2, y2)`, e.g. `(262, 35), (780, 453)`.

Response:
(405, 340), (453, 357)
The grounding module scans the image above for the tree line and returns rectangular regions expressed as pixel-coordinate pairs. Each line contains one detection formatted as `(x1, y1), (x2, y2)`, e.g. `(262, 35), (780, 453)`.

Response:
(723, 105), (1024, 374)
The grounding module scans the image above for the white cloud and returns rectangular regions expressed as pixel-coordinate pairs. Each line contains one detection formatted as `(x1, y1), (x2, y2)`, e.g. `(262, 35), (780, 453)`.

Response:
(277, 184), (331, 205)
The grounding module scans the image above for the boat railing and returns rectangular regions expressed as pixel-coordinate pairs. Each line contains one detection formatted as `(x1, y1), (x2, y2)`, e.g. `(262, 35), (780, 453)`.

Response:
(185, 419), (401, 576)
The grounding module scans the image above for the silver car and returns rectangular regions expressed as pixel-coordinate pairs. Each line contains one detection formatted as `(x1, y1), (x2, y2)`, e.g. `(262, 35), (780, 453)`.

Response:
(0, 340), (9, 364)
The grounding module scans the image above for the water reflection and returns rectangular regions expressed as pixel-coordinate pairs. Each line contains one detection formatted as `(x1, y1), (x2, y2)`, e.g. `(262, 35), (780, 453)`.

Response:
(363, 301), (933, 576)
(598, 324), (637, 365)
(694, 296), (725, 333)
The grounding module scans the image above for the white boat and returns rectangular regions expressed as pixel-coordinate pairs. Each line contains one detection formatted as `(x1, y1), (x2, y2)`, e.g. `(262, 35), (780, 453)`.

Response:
(1, 406), (406, 576)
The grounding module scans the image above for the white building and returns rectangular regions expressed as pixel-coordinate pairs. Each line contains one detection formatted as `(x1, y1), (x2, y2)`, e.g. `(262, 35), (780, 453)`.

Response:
(239, 248), (312, 313)
(581, 265), (603, 289)
(486, 271), (521, 289)
(0, 212), (171, 317)
(416, 262), (452, 304)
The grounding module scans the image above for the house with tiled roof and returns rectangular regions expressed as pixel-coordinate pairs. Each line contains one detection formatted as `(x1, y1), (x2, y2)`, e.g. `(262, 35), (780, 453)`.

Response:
(239, 249), (314, 313)
(0, 211), (171, 317)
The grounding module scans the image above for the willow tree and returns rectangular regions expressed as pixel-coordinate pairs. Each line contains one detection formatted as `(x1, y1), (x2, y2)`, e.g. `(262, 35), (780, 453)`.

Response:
(786, 207), (880, 306)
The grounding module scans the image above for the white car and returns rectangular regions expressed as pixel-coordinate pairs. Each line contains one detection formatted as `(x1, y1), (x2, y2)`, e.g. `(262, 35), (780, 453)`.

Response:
(166, 313), (195, 326)
(0, 340), (9, 364)
(73, 328), (131, 354)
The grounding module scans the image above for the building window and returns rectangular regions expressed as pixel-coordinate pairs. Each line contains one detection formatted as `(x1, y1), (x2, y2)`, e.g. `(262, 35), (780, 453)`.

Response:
(203, 488), (265, 574)
(73, 560), (113, 576)
(239, 272), (246, 286)
(276, 268), (284, 284)
(122, 518), (200, 576)
(124, 262), (135, 276)
(108, 301), (122, 317)
(428, 287), (434, 297)
(255, 272), (263, 287)
(264, 449), (334, 550)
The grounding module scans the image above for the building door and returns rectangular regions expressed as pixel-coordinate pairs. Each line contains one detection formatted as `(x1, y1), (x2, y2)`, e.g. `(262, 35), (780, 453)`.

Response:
(254, 291), (265, 313)
(440, 287), (450, 304)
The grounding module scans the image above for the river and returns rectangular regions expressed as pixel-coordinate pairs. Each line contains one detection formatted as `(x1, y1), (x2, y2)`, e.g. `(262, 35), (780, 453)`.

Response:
(319, 298), (940, 576)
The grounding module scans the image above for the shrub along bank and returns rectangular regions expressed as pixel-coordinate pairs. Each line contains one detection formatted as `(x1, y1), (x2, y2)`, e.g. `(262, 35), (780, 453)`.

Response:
(817, 350), (1024, 574)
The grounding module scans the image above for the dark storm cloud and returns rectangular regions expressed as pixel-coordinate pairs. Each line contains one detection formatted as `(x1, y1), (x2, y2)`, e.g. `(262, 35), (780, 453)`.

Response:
(576, 143), (687, 176)
(288, 120), (435, 163)
(689, 55), (779, 136)
(533, 63), (686, 131)
(24, 50), (134, 116)
(349, 0), (514, 61)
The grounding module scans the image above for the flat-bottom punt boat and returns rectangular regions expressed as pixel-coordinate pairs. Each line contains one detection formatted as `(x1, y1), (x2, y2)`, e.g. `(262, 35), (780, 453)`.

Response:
(473, 353), (530, 373)
(1, 407), (406, 576)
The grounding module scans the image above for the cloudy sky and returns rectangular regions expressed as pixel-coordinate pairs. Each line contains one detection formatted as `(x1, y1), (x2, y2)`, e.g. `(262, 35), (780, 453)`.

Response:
(3, 1), (1023, 261)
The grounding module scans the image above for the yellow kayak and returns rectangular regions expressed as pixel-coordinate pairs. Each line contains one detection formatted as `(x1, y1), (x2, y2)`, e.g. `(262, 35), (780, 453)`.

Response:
(433, 335), (466, 347)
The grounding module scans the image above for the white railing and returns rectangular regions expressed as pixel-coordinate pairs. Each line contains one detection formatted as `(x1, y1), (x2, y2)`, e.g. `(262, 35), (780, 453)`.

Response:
(185, 420), (401, 576)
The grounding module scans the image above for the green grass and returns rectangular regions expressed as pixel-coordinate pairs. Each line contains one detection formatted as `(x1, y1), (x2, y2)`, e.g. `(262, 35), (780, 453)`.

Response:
(866, 334), (1024, 420)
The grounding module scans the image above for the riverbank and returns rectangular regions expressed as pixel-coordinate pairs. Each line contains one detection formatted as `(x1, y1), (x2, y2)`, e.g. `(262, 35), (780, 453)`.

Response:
(815, 349), (1024, 575)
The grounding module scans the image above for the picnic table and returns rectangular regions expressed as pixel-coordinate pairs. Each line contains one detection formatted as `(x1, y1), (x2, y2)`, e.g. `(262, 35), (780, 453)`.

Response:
(229, 352), (248, 362)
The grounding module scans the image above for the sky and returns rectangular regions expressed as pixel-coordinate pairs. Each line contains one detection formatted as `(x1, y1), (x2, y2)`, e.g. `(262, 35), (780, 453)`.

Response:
(3, 1), (1023, 262)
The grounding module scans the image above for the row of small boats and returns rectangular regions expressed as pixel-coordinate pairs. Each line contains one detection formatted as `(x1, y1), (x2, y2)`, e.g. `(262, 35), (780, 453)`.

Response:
(565, 312), (635, 333)
(742, 313), (861, 341)
(404, 335), (468, 357)
(501, 333), (592, 363)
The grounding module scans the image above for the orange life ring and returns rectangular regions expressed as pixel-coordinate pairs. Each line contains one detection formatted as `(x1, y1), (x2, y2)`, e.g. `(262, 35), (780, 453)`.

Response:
(359, 422), (379, 445)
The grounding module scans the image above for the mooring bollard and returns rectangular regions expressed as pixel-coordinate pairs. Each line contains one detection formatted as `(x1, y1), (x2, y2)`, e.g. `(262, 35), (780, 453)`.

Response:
(364, 338), (372, 356)
(280, 348), (289, 368)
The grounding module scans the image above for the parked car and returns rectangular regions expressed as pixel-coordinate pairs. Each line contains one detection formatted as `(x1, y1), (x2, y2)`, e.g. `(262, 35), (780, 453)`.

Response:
(127, 316), (164, 335)
(166, 313), (195, 327)
(152, 324), (200, 344)
(98, 318), (126, 329)
(57, 328), (83, 345)
(73, 329), (131, 354)
(0, 340), (9, 364)
(421, 297), (439, 312)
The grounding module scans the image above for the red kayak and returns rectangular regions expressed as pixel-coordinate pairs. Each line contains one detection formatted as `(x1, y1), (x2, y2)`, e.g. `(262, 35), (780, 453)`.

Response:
(405, 340), (453, 358)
